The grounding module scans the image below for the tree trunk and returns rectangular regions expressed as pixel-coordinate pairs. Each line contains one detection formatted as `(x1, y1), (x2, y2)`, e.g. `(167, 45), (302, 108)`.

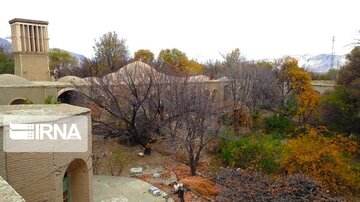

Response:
(144, 145), (152, 155)
(189, 157), (197, 176)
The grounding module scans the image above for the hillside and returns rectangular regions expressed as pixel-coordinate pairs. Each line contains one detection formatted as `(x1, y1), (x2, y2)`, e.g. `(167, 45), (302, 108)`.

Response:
(0, 38), (85, 61)
(1, 38), (346, 73)
(261, 54), (346, 73)
(294, 54), (346, 73)
(0, 38), (11, 53)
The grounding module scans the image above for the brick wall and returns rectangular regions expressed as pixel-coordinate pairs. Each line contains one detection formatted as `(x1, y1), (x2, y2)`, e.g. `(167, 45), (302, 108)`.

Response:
(0, 110), (93, 202)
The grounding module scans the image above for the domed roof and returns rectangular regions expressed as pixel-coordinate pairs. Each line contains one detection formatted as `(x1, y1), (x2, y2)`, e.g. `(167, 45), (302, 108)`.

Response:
(0, 74), (34, 86)
(103, 61), (166, 84)
(57, 76), (85, 84)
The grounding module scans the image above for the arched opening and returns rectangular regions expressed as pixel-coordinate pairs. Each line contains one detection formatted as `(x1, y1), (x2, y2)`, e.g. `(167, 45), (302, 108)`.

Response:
(211, 89), (220, 103)
(57, 89), (83, 106)
(223, 85), (231, 102)
(9, 98), (27, 105)
(63, 159), (90, 202)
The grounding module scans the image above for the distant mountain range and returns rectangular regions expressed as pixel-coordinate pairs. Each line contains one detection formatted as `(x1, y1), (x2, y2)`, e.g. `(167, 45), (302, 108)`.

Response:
(261, 54), (346, 73)
(1, 38), (347, 73)
(0, 38), (86, 61)
(69, 51), (86, 61)
(291, 54), (346, 73)
(0, 38), (12, 53)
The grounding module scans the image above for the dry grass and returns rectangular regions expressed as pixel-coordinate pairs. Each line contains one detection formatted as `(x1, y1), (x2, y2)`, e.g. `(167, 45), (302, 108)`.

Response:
(171, 165), (191, 180)
(180, 176), (219, 199)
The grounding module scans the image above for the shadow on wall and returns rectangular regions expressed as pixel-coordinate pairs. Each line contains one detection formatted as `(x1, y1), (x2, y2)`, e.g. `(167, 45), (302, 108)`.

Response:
(57, 89), (83, 105)
(9, 98), (27, 105)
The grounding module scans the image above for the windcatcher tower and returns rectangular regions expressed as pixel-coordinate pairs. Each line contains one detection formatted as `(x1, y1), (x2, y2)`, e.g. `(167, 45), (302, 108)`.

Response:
(9, 18), (50, 81)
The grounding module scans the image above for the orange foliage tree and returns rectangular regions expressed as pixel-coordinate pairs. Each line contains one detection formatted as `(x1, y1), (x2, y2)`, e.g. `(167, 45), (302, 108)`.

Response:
(276, 57), (320, 124)
(280, 128), (359, 195)
(288, 64), (320, 124)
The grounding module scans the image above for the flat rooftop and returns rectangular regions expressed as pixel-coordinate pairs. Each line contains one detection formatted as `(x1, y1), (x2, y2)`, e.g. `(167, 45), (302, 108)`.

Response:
(0, 81), (72, 88)
(9, 18), (48, 25)
(0, 74), (73, 88)
(0, 104), (90, 127)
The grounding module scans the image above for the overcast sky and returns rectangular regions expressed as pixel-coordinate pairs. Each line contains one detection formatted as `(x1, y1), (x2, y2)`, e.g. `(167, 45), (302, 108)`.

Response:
(0, 0), (359, 61)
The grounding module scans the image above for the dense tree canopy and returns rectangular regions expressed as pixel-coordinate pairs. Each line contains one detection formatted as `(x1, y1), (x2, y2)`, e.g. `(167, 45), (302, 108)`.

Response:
(337, 46), (360, 87)
(133, 49), (154, 65)
(49, 48), (78, 79)
(93, 31), (129, 72)
(274, 57), (320, 124)
(158, 48), (203, 74)
(0, 48), (13, 74)
(320, 46), (360, 136)
(310, 68), (339, 80)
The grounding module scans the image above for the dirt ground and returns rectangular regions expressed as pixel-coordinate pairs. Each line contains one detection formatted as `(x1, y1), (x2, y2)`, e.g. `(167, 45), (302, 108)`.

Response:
(92, 137), (219, 202)
(93, 138), (176, 176)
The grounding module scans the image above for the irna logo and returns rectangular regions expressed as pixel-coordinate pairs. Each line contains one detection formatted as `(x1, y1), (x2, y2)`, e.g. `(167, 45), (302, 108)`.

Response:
(9, 123), (81, 140)
(3, 115), (88, 152)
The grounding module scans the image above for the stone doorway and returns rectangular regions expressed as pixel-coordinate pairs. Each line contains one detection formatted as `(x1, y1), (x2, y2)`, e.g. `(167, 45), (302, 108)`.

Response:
(63, 159), (90, 201)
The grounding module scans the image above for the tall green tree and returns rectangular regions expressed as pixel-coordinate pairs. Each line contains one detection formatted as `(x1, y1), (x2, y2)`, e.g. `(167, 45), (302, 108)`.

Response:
(337, 47), (360, 87)
(94, 31), (129, 72)
(158, 48), (189, 73)
(320, 47), (360, 136)
(0, 48), (14, 74)
(158, 48), (203, 74)
(49, 48), (77, 79)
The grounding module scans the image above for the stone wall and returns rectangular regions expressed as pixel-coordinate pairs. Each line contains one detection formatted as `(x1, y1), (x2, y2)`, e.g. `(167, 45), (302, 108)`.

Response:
(0, 176), (25, 202)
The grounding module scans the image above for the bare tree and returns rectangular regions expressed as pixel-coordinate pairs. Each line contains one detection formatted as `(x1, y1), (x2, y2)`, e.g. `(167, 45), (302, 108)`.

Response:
(222, 49), (281, 113)
(222, 48), (245, 107)
(245, 63), (281, 113)
(73, 61), (221, 171)
(203, 59), (224, 80)
(163, 78), (221, 175)
(74, 62), (168, 154)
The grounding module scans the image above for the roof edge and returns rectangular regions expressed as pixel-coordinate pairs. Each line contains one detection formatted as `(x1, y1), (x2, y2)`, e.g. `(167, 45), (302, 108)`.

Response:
(9, 18), (48, 25)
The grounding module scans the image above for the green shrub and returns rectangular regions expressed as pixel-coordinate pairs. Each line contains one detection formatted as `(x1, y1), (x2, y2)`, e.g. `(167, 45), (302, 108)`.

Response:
(25, 99), (33, 104)
(320, 88), (360, 136)
(251, 111), (263, 131)
(45, 96), (61, 104)
(264, 114), (294, 137)
(218, 132), (283, 174)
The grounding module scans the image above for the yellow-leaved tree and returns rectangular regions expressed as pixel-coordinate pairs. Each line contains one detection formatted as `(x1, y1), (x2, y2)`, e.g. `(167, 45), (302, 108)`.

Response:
(158, 48), (203, 74)
(276, 57), (320, 124)
(280, 128), (359, 195)
(133, 49), (154, 65)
